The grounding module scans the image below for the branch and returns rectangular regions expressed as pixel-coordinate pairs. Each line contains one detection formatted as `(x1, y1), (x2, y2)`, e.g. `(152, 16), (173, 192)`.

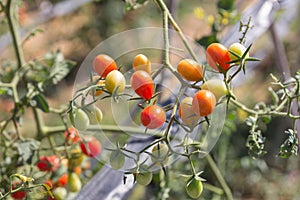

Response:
(5, 0), (25, 68)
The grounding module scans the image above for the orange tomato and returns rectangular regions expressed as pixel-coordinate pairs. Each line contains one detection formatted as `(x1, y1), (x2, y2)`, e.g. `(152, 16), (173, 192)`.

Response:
(192, 90), (216, 116)
(206, 43), (231, 72)
(93, 54), (117, 78)
(89, 76), (105, 97)
(177, 59), (203, 81)
(132, 54), (151, 74)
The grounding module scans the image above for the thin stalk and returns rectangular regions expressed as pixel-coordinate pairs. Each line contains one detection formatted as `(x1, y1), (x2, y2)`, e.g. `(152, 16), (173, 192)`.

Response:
(206, 154), (233, 200)
(154, 0), (198, 61)
(5, 0), (25, 68)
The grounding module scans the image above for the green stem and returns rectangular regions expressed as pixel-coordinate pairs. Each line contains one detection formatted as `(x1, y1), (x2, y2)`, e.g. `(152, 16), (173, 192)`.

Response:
(32, 108), (45, 139)
(5, 0), (25, 68)
(203, 182), (224, 196)
(230, 98), (300, 119)
(154, 0), (198, 61)
(206, 154), (233, 200)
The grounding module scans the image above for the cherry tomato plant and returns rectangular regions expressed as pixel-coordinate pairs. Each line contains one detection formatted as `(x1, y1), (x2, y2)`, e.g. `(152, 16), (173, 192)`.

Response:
(0, 0), (299, 200)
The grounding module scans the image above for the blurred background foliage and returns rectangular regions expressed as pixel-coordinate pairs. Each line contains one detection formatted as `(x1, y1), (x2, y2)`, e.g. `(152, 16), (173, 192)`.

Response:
(0, 0), (300, 199)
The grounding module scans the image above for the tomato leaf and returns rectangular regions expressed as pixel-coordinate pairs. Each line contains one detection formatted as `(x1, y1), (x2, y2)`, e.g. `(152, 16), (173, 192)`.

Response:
(124, 0), (148, 11)
(32, 94), (49, 113)
(0, 87), (12, 96)
(278, 129), (298, 158)
(217, 0), (235, 12)
(197, 35), (219, 49)
(13, 139), (40, 164)
(26, 51), (76, 88)
(42, 51), (76, 87)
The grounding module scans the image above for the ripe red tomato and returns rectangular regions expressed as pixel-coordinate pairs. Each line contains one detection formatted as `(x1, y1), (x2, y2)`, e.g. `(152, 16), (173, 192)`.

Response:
(36, 155), (60, 172)
(57, 174), (68, 187)
(178, 97), (199, 127)
(105, 70), (126, 94)
(80, 135), (101, 158)
(140, 105), (166, 129)
(93, 54), (117, 78)
(11, 182), (26, 199)
(186, 178), (203, 199)
(206, 43), (231, 72)
(192, 90), (216, 117)
(130, 70), (155, 100)
(64, 127), (79, 144)
(132, 54), (151, 74)
(177, 59), (203, 81)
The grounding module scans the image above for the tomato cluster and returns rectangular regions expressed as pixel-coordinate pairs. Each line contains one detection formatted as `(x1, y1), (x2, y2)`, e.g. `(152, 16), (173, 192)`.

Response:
(63, 42), (247, 195)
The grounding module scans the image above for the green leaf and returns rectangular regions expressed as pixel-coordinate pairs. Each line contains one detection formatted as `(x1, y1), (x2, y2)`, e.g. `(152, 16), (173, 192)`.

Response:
(278, 129), (298, 158)
(124, 0), (148, 11)
(26, 51), (76, 88)
(13, 139), (40, 164)
(0, 87), (12, 96)
(196, 35), (219, 49)
(217, 0), (235, 12)
(246, 130), (266, 158)
(43, 51), (76, 87)
(32, 94), (49, 113)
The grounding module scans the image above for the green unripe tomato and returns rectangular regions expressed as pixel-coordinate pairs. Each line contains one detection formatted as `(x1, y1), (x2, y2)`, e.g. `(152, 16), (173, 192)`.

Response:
(201, 79), (228, 101)
(67, 172), (82, 193)
(110, 150), (125, 170)
(135, 165), (153, 186)
(105, 70), (126, 94)
(186, 178), (203, 199)
(151, 142), (169, 165)
(228, 42), (249, 64)
(70, 108), (90, 131)
(52, 187), (67, 200)
(85, 105), (103, 124)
